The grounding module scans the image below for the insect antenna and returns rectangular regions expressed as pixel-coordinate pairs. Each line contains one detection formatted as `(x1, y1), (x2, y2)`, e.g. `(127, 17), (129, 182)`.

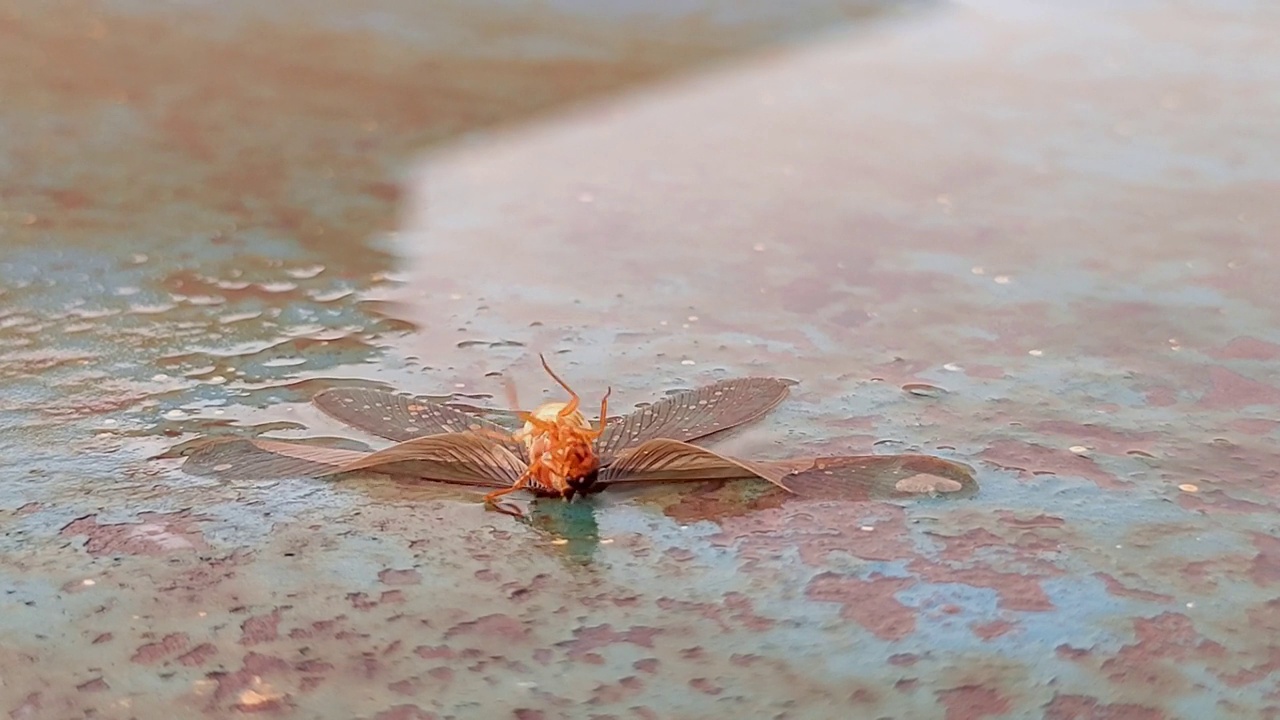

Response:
(538, 353), (581, 418)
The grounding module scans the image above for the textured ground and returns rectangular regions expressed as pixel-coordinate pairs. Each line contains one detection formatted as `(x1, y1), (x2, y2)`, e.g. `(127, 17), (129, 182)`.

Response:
(2, 0), (1279, 718)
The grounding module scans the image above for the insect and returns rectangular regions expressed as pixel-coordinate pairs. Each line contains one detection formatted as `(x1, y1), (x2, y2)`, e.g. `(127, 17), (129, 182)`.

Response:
(178, 355), (800, 515)
(173, 357), (977, 516)
(475, 354), (612, 512)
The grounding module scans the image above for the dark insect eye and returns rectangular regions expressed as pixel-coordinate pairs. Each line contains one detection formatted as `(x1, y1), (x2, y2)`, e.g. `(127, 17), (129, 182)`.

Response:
(569, 468), (599, 493)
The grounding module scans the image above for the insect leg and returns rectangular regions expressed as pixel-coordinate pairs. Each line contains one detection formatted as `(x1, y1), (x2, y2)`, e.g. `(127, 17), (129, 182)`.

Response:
(587, 386), (612, 439)
(484, 468), (533, 516)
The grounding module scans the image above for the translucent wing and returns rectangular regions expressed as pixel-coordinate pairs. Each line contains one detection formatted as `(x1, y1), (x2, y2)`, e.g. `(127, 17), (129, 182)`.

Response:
(595, 377), (793, 463)
(598, 438), (797, 490)
(177, 433), (522, 489)
(178, 437), (371, 480)
(313, 387), (523, 449)
(334, 432), (525, 488)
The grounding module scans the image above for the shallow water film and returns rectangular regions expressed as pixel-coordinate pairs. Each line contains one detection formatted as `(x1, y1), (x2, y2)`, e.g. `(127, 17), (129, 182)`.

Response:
(3, 0), (1280, 718)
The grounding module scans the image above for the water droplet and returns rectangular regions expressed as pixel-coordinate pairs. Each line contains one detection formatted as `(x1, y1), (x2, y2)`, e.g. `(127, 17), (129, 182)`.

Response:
(1069, 445), (1089, 455)
(285, 265), (325, 279)
(942, 363), (962, 372)
(681, 360), (695, 366)
(895, 474), (964, 494)
(1178, 483), (1199, 493)
(971, 266), (985, 275)
(752, 243), (766, 252)
(993, 275), (1012, 284)
(902, 382), (946, 397)
(1028, 349), (1044, 357)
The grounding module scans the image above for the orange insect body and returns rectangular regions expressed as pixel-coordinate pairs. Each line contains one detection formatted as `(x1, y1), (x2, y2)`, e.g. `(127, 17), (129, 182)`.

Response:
(483, 356), (611, 512)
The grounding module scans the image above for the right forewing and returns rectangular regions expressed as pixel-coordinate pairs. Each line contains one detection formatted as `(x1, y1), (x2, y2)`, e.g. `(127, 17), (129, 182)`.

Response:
(595, 377), (792, 463)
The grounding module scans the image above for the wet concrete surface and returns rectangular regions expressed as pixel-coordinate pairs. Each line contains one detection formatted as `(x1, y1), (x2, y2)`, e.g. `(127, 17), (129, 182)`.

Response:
(3, 0), (1280, 717)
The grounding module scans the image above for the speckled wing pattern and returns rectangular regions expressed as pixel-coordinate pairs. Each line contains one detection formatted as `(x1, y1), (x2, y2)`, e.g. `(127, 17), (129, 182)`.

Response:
(313, 387), (526, 455)
(599, 438), (797, 490)
(594, 377), (792, 464)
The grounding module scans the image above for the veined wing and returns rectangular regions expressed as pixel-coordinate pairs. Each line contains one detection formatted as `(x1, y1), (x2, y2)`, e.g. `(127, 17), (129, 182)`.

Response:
(334, 432), (525, 488)
(598, 438), (798, 490)
(178, 437), (372, 480)
(178, 433), (522, 489)
(595, 377), (793, 463)
(314, 387), (523, 450)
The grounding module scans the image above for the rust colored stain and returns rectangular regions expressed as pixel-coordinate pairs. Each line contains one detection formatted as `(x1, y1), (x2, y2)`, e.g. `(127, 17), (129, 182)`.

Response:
(60, 511), (210, 557)
(176, 643), (218, 667)
(937, 685), (1013, 720)
(1041, 695), (1167, 720)
(970, 620), (1017, 640)
(805, 572), (917, 640)
(240, 609), (283, 645)
(559, 625), (662, 660)
(1093, 573), (1175, 604)
(980, 440), (1125, 489)
(1198, 367), (1280, 409)
(443, 614), (530, 643)
(1100, 613), (1226, 691)
(1208, 336), (1280, 361)
(1248, 532), (1280, 585)
(370, 706), (440, 720)
(378, 568), (423, 586)
(130, 633), (190, 665)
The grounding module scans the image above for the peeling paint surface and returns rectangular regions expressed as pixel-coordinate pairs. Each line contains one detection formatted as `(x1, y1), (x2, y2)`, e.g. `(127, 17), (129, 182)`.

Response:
(3, 0), (1280, 718)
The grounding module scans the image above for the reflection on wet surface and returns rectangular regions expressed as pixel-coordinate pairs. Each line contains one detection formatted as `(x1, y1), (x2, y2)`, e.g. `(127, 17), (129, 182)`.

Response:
(4, 0), (1280, 717)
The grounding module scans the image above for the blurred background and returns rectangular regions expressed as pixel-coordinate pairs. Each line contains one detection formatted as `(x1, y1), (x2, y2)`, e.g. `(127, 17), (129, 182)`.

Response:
(3, 0), (1279, 718)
